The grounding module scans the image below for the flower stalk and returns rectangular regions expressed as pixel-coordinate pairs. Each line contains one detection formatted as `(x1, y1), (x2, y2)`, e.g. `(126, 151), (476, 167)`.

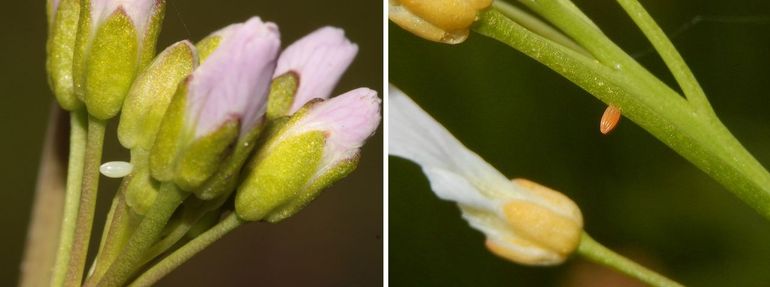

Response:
(577, 233), (684, 287)
(48, 109), (87, 287)
(127, 213), (244, 287)
(64, 116), (106, 287)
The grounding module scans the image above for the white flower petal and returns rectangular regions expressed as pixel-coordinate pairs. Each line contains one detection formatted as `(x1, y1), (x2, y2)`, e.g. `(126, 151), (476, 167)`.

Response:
(388, 85), (526, 202)
(422, 168), (495, 211)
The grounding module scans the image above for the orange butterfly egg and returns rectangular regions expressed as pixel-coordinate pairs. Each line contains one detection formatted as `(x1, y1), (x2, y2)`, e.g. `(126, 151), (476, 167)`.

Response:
(600, 105), (621, 134)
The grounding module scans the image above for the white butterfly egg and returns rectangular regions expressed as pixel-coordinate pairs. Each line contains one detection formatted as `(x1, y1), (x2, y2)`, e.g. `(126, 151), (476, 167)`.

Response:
(100, 161), (134, 178)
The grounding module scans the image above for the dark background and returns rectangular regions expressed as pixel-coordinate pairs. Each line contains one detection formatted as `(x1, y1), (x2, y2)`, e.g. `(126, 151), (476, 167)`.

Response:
(1, 0), (382, 286)
(390, 0), (770, 286)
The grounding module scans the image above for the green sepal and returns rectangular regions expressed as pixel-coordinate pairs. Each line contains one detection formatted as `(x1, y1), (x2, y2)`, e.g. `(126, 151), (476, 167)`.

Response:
(118, 40), (197, 150)
(139, 1), (166, 68)
(195, 35), (222, 63)
(266, 72), (299, 120)
(266, 155), (359, 223)
(124, 165), (160, 216)
(83, 8), (139, 120)
(72, 0), (93, 101)
(150, 82), (190, 182)
(173, 120), (239, 191)
(235, 131), (326, 221)
(46, 0), (82, 111)
(194, 123), (264, 200)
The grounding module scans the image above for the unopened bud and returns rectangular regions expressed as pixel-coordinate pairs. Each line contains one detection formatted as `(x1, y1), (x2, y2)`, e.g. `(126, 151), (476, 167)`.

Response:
(235, 88), (381, 222)
(46, 0), (82, 110)
(150, 17), (279, 191)
(484, 179), (583, 265)
(119, 40), (198, 151)
(389, 0), (492, 44)
(73, 0), (166, 119)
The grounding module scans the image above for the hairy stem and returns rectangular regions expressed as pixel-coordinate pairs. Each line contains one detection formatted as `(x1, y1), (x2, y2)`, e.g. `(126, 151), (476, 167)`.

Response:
(493, 1), (590, 57)
(95, 182), (189, 287)
(84, 183), (141, 286)
(142, 196), (228, 265)
(128, 213), (244, 287)
(474, 7), (770, 221)
(63, 115), (105, 287)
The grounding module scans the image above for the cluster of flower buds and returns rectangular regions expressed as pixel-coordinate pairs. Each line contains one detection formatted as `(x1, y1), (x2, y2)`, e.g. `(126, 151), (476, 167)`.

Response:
(47, 0), (379, 219)
(45, 0), (380, 283)
(389, 85), (583, 265)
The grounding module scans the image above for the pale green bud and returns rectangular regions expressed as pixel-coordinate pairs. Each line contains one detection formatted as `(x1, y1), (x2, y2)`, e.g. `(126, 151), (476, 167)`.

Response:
(124, 165), (159, 215)
(148, 83), (241, 191)
(118, 40), (198, 151)
(235, 88), (381, 222)
(235, 131), (326, 221)
(73, 0), (166, 120)
(46, 0), (82, 110)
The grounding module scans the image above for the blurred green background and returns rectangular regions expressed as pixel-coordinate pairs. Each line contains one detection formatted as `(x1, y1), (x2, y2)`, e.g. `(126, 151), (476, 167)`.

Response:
(390, 0), (770, 286)
(1, 0), (382, 286)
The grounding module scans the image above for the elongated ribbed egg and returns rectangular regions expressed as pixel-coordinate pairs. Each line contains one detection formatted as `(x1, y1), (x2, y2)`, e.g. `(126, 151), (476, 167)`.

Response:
(600, 105), (621, 135)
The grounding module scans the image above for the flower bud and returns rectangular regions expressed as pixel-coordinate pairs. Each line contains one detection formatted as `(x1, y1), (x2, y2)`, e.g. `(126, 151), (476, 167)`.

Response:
(389, 0), (492, 44)
(269, 27), (358, 118)
(73, 0), (166, 120)
(150, 17), (280, 191)
(477, 179), (583, 265)
(389, 85), (583, 265)
(118, 40), (198, 151)
(46, 0), (82, 110)
(235, 88), (381, 222)
(124, 165), (159, 215)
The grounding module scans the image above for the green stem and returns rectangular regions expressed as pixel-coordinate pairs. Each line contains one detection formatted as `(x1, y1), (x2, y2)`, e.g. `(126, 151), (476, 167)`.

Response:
(492, 1), (590, 57)
(49, 109), (87, 287)
(474, 8), (770, 221)
(63, 115), (106, 287)
(94, 182), (189, 287)
(142, 195), (228, 264)
(128, 213), (244, 287)
(84, 183), (142, 286)
(614, 0), (713, 115)
(515, 0), (676, 105)
(577, 233), (683, 287)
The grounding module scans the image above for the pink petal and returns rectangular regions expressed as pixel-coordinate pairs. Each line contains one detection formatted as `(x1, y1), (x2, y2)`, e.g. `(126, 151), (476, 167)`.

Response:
(91, 0), (159, 35)
(294, 88), (381, 165)
(274, 27), (358, 114)
(187, 17), (281, 138)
